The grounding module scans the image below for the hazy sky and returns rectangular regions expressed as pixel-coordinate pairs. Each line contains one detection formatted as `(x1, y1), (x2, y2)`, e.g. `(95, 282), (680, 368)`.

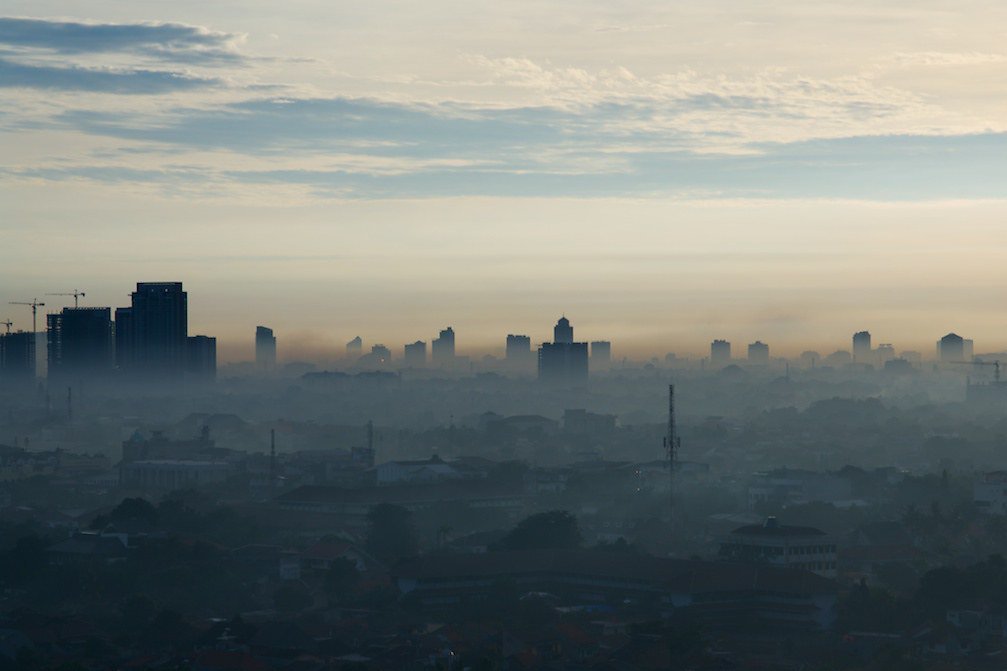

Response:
(1, 1), (1006, 360)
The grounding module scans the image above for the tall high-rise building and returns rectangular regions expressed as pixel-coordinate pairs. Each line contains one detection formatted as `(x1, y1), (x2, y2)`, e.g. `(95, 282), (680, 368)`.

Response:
(876, 343), (895, 364)
(0, 331), (36, 381)
(590, 340), (611, 366)
(538, 317), (589, 384)
(116, 282), (188, 376)
(710, 339), (731, 366)
(404, 340), (426, 367)
(964, 339), (975, 361)
(554, 317), (574, 344)
(256, 326), (276, 370)
(46, 307), (113, 379)
(938, 333), (965, 362)
(186, 335), (216, 379)
(346, 336), (363, 357)
(431, 326), (455, 365)
(747, 341), (769, 364)
(370, 344), (391, 364)
(506, 334), (533, 370)
(852, 331), (872, 364)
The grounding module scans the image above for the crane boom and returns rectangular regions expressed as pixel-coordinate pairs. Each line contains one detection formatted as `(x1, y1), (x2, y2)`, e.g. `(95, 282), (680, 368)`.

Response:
(950, 359), (1001, 383)
(46, 290), (86, 308)
(9, 300), (45, 334)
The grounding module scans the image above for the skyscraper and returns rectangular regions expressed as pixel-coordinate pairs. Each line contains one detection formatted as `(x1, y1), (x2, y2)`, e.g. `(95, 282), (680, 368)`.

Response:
(404, 340), (426, 367)
(46, 307), (113, 379)
(554, 317), (574, 344)
(852, 331), (872, 364)
(186, 335), (216, 379)
(431, 326), (455, 365)
(747, 341), (769, 364)
(0, 331), (35, 381)
(506, 334), (533, 370)
(538, 317), (589, 384)
(590, 340), (612, 366)
(256, 326), (276, 370)
(938, 333), (965, 362)
(116, 282), (188, 376)
(346, 336), (362, 357)
(710, 339), (731, 366)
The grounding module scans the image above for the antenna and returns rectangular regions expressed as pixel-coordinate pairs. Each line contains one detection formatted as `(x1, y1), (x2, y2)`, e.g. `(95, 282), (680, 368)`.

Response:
(666, 384), (680, 517)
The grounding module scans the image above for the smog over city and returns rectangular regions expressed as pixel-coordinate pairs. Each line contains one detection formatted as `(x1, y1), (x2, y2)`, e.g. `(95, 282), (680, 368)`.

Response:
(1, 2), (1007, 670)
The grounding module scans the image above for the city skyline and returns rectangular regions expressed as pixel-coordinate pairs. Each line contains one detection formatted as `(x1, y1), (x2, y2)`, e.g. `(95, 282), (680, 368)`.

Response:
(2, 2), (1006, 359)
(4, 280), (1005, 365)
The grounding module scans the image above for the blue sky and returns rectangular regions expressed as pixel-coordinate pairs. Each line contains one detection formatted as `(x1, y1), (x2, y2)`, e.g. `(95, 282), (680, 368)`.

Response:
(1, 2), (1005, 359)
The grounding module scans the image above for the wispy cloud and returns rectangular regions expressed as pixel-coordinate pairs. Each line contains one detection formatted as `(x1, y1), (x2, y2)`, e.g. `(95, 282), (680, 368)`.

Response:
(0, 57), (220, 93)
(0, 17), (244, 64)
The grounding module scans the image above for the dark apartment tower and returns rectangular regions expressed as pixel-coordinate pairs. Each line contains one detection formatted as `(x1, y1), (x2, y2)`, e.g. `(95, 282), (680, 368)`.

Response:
(554, 317), (574, 344)
(0, 331), (35, 381)
(710, 339), (731, 366)
(346, 336), (362, 357)
(747, 340), (769, 364)
(590, 340), (611, 365)
(506, 334), (532, 368)
(938, 332), (965, 362)
(403, 340), (426, 367)
(116, 282), (187, 377)
(431, 326), (455, 365)
(852, 331), (872, 364)
(46, 307), (113, 379)
(186, 335), (216, 378)
(256, 326), (276, 369)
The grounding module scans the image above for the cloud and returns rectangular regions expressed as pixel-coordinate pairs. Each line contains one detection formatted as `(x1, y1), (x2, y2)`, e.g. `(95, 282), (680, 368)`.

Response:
(0, 57), (220, 93)
(0, 17), (243, 64)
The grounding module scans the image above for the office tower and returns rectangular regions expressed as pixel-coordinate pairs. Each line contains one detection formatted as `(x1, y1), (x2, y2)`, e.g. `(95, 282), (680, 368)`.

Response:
(346, 336), (362, 357)
(590, 340), (612, 365)
(554, 316), (574, 344)
(256, 326), (277, 369)
(710, 339), (731, 366)
(404, 340), (426, 367)
(876, 343), (895, 364)
(371, 344), (391, 363)
(938, 333), (965, 362)
(46, 307), (113, 379)
(538, 316), (589, 384)
(115, 282), (187, 376)
(0, 331), (35, 381)
(186, 335), (216, 378)
(538, 342), (589, 384)
(852, 331), (872, 364)
(431, 326), (455, 365)
(964, 339), (975, 361)
(747, 341), (769, 364)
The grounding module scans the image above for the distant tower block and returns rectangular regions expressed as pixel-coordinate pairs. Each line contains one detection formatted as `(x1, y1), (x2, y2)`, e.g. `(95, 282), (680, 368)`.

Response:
(256, 326), (276, 369)
(710, 339), (731, 367)
(852, 331), (871, 364)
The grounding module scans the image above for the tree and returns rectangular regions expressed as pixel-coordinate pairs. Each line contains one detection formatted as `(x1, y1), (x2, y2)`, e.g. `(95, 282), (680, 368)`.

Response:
(324, 557), (360, 603)
(274, 582), (313, 613)
(365, 504), (418, 562)
(497, 510), (582, 551)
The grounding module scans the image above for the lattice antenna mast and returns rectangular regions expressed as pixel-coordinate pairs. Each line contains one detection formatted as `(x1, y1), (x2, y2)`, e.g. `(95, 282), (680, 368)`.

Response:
(665, 384), (681, 515)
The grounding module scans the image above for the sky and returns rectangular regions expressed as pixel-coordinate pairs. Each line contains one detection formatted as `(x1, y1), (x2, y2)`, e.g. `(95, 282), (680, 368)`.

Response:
(1, 1), (1006, 361)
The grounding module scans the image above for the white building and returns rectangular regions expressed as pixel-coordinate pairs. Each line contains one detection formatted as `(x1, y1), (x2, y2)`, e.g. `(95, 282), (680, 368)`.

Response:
(719, 517), (838, 578)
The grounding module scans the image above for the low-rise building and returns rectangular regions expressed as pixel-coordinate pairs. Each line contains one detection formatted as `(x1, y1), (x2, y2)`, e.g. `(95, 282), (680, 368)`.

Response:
(719, 517), (837, 578)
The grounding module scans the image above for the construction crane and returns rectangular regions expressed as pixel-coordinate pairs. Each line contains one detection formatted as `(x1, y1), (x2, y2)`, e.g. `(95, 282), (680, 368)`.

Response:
(951, 359), (1001, 383)
(9, 299), (45, 334)
(46, 290), (85, 308)
(0, 320), (11, 335)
